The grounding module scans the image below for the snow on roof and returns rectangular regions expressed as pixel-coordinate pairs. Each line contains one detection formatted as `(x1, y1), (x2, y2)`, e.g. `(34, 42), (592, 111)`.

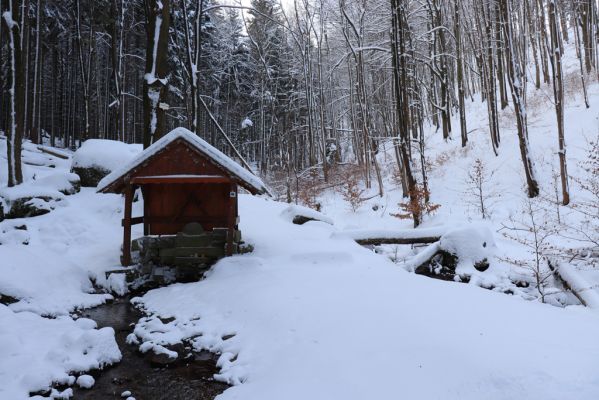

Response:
(97, 128), (268, 194)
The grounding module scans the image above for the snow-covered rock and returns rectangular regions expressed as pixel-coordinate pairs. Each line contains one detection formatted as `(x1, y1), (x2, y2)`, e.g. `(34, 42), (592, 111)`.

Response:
(71, 139), (142, 187)
(0, 172), (81, 219)
(439, 224), (496, 272)
(36, 172), (81, 195)
(280, 204), (334, 225)
(0, 185), (64, 220)
(75, 375), (95, 389)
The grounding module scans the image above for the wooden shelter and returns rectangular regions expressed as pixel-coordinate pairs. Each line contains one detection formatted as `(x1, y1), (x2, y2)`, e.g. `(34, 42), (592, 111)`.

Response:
(98, 128), (267, 266)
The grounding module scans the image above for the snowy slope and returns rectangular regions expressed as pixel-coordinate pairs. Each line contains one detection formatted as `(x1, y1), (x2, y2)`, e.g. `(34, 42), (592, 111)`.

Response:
(315, 42), (599, 305)
(133, 195), (599, 400)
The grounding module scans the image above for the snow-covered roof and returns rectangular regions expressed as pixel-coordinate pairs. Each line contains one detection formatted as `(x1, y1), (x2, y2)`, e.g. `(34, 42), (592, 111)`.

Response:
(97, 128), (268, 194)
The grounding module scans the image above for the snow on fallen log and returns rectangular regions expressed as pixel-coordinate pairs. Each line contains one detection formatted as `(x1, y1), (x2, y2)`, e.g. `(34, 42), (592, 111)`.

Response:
(333, 227), (447, 245)
(403, 241), (441, 272)
(553, 263), (599, 310)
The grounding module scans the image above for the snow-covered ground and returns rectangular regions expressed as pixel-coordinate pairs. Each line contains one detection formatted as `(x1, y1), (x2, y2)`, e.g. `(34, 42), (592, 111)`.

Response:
(1, 41), (599, 399)
(0, 140), (135, 399)
(132, 195), (599, 400)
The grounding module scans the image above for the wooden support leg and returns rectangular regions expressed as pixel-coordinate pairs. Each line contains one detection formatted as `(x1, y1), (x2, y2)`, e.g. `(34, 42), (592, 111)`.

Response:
(226, 183), (237, 256)
(121, 183), (133, 266)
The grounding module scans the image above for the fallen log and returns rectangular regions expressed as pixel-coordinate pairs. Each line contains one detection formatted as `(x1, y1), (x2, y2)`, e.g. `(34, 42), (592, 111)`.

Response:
(36, 145), (70, 160)
(333, 227), (446, 246)
(550, 261), (599, 309)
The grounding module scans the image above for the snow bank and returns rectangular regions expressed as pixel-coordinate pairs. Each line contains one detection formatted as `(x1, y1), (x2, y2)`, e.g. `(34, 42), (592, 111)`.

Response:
(71, 139), (142, 172)
(0, 305), (120, 399)
(0, 189), (129, 315)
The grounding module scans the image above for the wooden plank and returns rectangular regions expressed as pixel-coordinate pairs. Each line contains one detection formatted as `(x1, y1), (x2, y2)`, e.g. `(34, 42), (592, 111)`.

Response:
(131, 175), (230, 184)
(144, 216), (226, 224)
(145, 182), (230, 235)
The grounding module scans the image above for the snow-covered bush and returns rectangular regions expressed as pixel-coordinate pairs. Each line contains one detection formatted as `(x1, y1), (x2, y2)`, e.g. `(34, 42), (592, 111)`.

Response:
(463, 158), (498, 219)
(500, 199), (557, 303)
(339, 166), (366, 212)
(568, 136), (599, 250)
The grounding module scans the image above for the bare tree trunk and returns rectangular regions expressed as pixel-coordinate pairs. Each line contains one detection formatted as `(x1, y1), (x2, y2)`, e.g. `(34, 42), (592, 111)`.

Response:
(30, 0), (41, 144)
(76, 0), (92, 141)
(547, 0), (569, 205)
(143, 0), (170, 148)
(573, 2), (590, 108)
(501, 0), (539, 198)
(454, 0), (467, 147)
(2, 0), (24, 186)
(391, 0), (420, 226)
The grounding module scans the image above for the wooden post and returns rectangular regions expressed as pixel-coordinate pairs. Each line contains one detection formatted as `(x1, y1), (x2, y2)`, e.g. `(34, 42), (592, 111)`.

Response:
(143, 186), (149, 235)
(226, 183), (237, 256)
(121, 181), (133, 266)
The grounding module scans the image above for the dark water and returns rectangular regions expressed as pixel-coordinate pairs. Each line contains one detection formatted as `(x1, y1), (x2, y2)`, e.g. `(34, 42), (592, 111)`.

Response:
(72, 298), (229, 400)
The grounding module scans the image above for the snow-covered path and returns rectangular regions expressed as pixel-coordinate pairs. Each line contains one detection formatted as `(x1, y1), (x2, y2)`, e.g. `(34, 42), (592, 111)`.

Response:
(135, 195), (599, 400)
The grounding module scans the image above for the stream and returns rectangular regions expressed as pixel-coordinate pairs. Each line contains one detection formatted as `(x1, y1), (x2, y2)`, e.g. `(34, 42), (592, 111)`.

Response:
(70, 297), (229, 399)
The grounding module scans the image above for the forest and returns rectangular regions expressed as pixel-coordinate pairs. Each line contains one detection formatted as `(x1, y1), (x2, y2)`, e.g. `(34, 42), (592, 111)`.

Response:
(3, 1), (599, 399)
(2, 0), (596, 226)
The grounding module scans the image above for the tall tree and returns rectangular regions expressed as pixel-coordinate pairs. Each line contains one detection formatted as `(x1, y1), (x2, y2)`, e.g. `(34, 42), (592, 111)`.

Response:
(2, 0), (24, 186)
(143, 0), (170, 147)
(500, 0), (539, 198)
(547, 0), (569, 205)
(391, 0), (420, 226)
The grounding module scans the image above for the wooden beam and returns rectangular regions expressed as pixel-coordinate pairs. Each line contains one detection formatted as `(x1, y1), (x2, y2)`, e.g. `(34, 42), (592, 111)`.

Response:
(121, 182), (133, 266)
(130, 175), (230, 184)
